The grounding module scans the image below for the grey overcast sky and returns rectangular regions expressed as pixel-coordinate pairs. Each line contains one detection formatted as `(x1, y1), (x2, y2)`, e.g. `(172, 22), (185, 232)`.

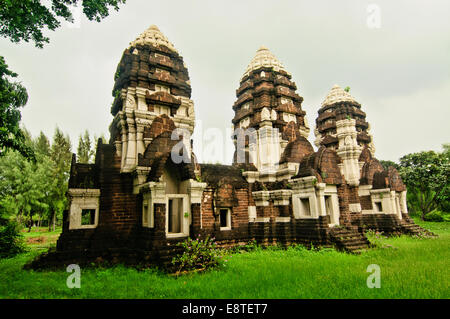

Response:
(1, 0), (449, 164)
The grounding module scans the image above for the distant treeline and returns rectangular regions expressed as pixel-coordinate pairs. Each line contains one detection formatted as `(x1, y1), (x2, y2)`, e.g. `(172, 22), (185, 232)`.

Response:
(0, 127), (105, 231)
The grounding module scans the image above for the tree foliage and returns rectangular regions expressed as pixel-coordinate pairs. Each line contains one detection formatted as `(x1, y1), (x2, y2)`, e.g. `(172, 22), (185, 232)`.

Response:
(0, 127), (72, 231)
(0, 0), (125, 159)
(0, 0), (126, 48)
(77, 129), (94, 163)
(77, 130), (105, 163)
(35, 131), (50, 156)
(48, 127), (72, 230)
(398, 146), (450, 219)
(0, 220), (25, 258)
(379, 160), (400, 171)
(0, 56), (34, 160)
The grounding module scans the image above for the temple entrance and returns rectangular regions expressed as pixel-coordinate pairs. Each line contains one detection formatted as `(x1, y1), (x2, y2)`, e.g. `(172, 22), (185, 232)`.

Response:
(163, 159), (190, 237)
(324, 194), (339, 226)
(167, 196), (186, 234)
(168, 198), (182, 233)
(325, 195), (333, 222)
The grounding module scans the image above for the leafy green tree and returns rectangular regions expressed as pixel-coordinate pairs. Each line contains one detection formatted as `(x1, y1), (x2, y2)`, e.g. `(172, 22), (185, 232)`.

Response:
(0, 56), (34, 160)
(48, 127), (72, 231)
(398, 148), (449, 220)
(94, 133), (106, 154)
(34, 131), (50, 156)
(0, 0), (126, 48)
(379, 160), (400, 171)
(0, 128), (72, 232)
(0, 0), (125, 160)
(0, 219), (25, 258)
(443, 143), (450, 157)
(0, 149), (52, 231)
(77, 129), (94, 163)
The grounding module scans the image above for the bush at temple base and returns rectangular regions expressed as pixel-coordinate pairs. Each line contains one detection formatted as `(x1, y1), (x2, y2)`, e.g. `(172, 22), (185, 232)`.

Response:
(424, 209), (450, 222)
(171, 235), (223, 275)
(0, 221), (26, 259)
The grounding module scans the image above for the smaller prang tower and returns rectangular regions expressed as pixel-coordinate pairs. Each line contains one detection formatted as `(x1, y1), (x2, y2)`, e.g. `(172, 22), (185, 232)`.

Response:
(232, 46), (312, 182)
(314, 85), (374, 186)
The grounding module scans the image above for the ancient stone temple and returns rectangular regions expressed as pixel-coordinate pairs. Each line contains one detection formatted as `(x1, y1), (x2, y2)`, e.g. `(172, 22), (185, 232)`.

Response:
(29, 25), (429, 268)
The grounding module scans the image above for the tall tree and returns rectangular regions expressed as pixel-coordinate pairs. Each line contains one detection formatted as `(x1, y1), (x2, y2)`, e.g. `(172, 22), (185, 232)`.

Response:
(34, 131), (50, 156)
(0, 0), (126, 48)
(379, 160), (400, 171)
(0, 57), (34, 160)
(94, 133), (106, 153)
(0, 0), (125, 159)
(0, 143), (52, 231)
(48, 127), (72, 230)
(0, 127), (73, 231)
(398, 148), (450, 219)
(77, 129), (94, 163)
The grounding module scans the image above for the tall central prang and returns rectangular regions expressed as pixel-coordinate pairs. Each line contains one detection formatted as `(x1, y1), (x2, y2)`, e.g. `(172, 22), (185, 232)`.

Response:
(232, 46), (312, 182)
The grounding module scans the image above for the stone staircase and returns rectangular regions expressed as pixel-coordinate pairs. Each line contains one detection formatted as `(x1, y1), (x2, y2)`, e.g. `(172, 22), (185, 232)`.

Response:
(329, 226), (371, 253)
(361, 213), (437, 237)
(399, 217), (437, 237)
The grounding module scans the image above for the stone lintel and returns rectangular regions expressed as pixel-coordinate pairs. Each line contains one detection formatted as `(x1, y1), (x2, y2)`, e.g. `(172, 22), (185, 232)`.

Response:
(252, 190), (270, 206)
(68, 188), (100, 198)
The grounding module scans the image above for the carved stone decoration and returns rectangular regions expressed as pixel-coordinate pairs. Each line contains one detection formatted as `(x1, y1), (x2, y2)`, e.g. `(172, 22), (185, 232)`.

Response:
(241, 46), (290, 80)
(126, 95), (136, 109)
(271, 109), (277, 121)
(261, 107), (271, 121)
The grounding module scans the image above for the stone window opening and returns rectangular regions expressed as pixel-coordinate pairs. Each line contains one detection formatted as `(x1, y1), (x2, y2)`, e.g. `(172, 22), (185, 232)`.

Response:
(81, 209), (96, 226)
(374, 201), (383, 212)
(219, 208), (232, 230)
(165, 194), (189, 238)
(168, 197), (183, 234)
(299, 198), (311, 216)
(142, 200), (154, 228)
(155, 84), (170, 93)
(325, 195), (332, 214)
(68, 189), (100, 230)
(163, 161), (190, 238)
(324, 194), (339, 226)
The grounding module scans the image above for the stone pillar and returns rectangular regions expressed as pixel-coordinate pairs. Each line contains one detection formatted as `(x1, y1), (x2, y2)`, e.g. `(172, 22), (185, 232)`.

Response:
(257, 121), (280, 179)
(119, 117), (128, 169)
(136, 87), (148, 111)
(315, 183), (327, 217)
(125, 116), (137, 169)
(389, 191), (398, 217)
(136, 120), (146, 157)
(400, 190), (408, 215)
(272, 189), (292, 221)
(336, 119), (362, 186)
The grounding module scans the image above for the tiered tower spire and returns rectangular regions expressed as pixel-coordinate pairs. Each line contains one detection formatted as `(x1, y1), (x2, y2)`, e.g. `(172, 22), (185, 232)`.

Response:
(109, 25), (195, 173)
(232, 46), (311, 181)
(314, 85), (374, 155)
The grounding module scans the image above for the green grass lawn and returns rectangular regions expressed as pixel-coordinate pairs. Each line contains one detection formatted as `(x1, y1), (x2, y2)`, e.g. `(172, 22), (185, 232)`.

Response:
(0, 219), (449, 299)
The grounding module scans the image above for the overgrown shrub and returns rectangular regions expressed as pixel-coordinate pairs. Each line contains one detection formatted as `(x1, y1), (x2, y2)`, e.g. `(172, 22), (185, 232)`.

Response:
(0, 221), (25, 258)
(171, 235), (222, 274)
(424, 209), (450, 222)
